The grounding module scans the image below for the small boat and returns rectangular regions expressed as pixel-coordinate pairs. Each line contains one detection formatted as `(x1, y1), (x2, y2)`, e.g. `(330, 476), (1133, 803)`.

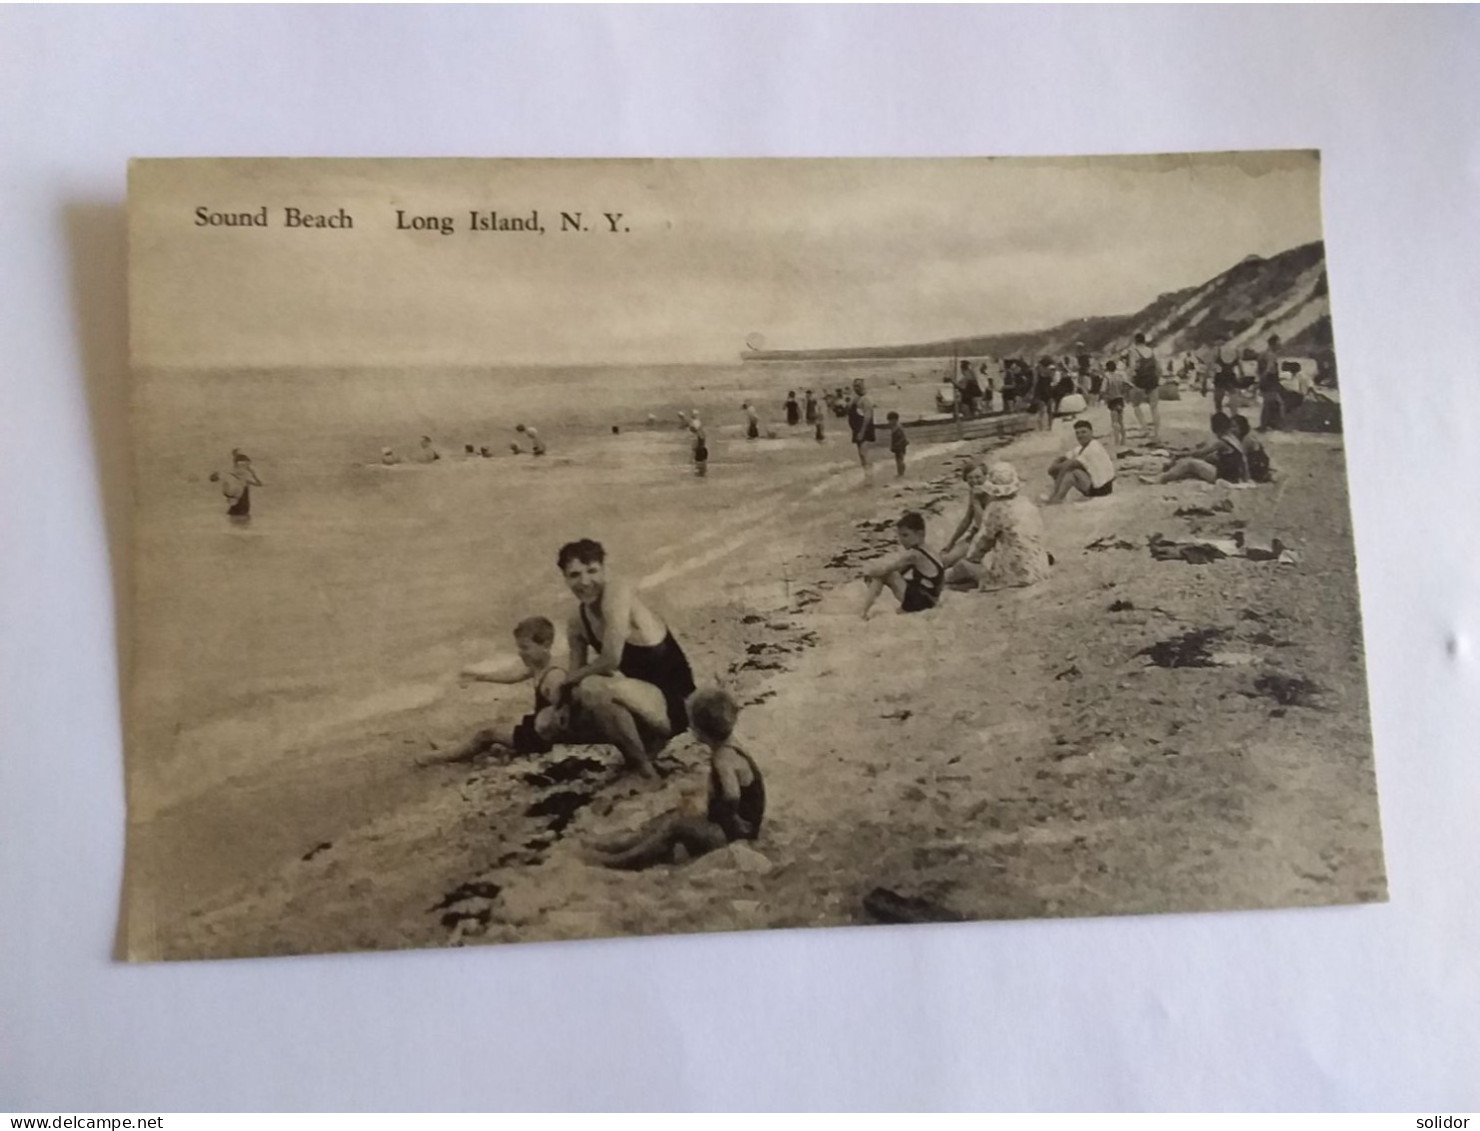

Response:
(900, 411), (1036, 445)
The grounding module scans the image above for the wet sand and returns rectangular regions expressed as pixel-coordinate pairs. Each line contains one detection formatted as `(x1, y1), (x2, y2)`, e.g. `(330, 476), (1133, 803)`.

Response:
(131, 393), (1385, 961)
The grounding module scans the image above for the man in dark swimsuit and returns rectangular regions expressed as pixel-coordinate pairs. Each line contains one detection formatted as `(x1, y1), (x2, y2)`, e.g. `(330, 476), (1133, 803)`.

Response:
(557, 539), (697, 780)
(847, 377), (877, 480)
(1213, 343), (1241, 414)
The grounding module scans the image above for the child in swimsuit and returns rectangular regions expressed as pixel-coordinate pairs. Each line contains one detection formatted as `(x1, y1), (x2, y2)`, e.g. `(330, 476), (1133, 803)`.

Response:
(860, 510), (944, 618)
(941, 461), (989, 572)
(887, 411), (908, 477)
(434, 616), (567, 764)
(587, 688), (765, 870)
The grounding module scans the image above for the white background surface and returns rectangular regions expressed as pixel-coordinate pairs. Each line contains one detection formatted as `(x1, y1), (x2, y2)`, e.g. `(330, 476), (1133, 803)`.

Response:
(2, 5), (1478, 1112)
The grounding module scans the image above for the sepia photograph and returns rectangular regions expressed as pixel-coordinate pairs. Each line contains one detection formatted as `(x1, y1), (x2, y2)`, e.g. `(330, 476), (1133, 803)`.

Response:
(124, 153), (1386, 962)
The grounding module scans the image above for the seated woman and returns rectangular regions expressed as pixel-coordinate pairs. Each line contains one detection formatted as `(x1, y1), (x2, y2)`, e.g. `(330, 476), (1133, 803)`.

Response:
(1230, 414), (1273, 483)
(1139, 412), (1248, 485)
(940, 462), (1053, 591)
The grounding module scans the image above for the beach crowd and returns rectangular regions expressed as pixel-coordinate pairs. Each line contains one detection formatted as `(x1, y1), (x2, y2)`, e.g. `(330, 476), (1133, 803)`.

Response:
(209, 331), (1322, 877)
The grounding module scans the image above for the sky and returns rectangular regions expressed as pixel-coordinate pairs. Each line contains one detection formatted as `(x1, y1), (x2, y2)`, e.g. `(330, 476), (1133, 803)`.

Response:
(130, 152), (1324, 367)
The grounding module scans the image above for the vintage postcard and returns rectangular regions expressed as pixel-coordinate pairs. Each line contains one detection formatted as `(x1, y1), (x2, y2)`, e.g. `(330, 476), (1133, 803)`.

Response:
(124, 155), (1385, 961)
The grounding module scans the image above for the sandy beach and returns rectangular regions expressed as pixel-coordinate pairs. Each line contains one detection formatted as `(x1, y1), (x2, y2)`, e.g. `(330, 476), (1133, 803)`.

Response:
(130, 390), (1385, 961)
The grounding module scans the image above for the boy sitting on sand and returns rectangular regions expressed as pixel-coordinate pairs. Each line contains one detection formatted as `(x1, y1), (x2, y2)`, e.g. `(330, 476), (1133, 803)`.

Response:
(587, 689), (765, 870)
(434, 616), (568, 764)
(860, 511), (944, 618)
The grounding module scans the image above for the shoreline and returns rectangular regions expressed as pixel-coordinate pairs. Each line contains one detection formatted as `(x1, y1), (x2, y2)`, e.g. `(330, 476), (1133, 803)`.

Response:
(132, 394), (1385, 961)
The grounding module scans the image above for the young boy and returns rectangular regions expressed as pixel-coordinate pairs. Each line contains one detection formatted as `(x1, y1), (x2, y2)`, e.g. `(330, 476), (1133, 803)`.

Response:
(435, 616), (567, 764)
(1102, 360), (1128, 450)
(887, 411), (909, 477)
(860, 511), (944, 618)
(587, 688), (765, 870)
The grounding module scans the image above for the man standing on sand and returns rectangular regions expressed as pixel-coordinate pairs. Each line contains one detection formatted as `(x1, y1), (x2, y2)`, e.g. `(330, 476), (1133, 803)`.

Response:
(1212, 342), (1241, 414)
(557, 539), (697, 782)
(846, 377), (877, 481)
(1257, 333), (1286, 432)
(1130, 332), (1162, 441)
(957, 360), (983, 419)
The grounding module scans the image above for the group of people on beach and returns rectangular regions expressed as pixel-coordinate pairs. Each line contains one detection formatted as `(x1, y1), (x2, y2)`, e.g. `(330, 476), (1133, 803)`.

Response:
(732, 378), (893, 477)
(946, 331), (1313, 446)
(442, 537), (765, 872)
(852, 334), (1291, 620)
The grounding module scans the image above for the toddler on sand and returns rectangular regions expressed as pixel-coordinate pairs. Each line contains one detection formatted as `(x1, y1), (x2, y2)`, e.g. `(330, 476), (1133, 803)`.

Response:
(587, 689), (766, 870)
(433, 616), (567, 764)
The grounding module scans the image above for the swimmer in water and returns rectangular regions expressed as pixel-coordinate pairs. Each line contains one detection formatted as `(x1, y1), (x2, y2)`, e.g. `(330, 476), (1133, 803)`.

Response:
(210, 449), (263, 519)
(684, 412), (709, 476)
(515, 424), (546, 456)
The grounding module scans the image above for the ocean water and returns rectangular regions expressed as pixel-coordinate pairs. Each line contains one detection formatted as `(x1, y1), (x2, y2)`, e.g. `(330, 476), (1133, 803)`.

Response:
(130, 359), (953, 808)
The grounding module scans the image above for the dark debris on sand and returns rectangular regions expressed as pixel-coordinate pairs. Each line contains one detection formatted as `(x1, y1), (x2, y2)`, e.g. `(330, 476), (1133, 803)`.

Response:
(862, 887), (967, 925)
(1246, 673), (1325, 708)
(1086, 535), (1138, 553)
(1138, 627), (1229, 669)
(430, 880), (502, 912)
(521, 755), (606, 789)
(525, 788), (596, 834)
(1174, 501), (1234, 517)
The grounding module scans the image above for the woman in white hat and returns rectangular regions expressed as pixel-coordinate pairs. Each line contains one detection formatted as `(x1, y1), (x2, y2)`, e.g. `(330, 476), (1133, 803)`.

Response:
(940, 461), (1053, 591)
